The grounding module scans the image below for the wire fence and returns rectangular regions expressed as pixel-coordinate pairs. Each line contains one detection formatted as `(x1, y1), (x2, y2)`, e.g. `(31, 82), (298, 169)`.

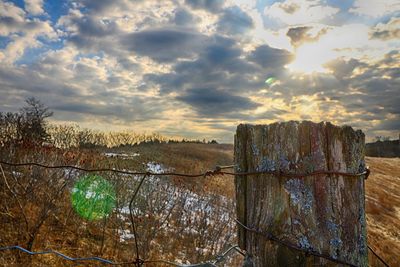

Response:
(0, 245), (244, 266)
(0, 160), (391, 267)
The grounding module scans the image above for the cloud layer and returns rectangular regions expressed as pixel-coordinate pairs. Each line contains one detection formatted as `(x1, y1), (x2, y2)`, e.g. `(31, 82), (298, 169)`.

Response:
(0, 0), (399, 142)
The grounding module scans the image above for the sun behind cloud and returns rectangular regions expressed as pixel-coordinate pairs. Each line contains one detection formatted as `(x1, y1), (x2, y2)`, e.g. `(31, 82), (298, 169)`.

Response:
(287, 42), (334, 73)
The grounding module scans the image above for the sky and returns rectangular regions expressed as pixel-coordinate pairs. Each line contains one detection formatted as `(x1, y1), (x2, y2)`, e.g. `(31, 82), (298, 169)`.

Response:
(0, 0), (399, 143)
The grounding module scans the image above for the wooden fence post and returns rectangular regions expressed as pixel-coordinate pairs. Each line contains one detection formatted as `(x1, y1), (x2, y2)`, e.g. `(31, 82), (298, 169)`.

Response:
(234, 121), (368, 266)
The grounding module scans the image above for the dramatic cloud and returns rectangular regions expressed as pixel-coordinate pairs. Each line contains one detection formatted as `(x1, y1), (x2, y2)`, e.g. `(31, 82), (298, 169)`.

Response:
(286, 26), (328, 47)
(177, 88), (260, 117)
(217, 6), (254, 35)
(0, 4), (24, 31)
(0, 1), (57, 65)
(248, 45), (293, 69)
(24, 0), (45, 15)
(121, 28), (206, 62)
(370, 17), (400, 40)
(264, 0), (339, 25)
(184, 0), (224, 13)
(173, 8), (196, 26)
(324, 58), (366, 80)
(0, 0), (399, 142)
(350, 0), (400, 17)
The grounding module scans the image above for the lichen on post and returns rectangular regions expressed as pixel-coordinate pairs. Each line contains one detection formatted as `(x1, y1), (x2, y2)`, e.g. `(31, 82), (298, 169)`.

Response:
(234, 121), (368, 267)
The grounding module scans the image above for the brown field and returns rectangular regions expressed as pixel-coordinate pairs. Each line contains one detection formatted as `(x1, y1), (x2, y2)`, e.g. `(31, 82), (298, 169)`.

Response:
(113, 145), (400, 266)
(365, 157), (400, 266)
(0, 143), (398, 266)
(0, 143), (239, 267)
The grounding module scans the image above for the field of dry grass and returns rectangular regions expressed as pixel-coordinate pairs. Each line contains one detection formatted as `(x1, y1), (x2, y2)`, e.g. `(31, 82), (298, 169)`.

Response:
(107, 142), (235, 198)
(0, 143), (240, 267)
(0, 143), (398, 266)
(188, 145), (399, 266)
(365, 157), (400, 266)
(155, 145), (400, 265)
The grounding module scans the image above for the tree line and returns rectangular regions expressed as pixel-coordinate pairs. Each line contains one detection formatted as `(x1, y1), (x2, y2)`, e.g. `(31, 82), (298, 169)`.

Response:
(0, 98), (218, 148)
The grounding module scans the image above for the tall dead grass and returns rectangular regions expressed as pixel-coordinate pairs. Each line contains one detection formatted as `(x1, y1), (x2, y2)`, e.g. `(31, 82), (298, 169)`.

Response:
(0, 143), (241, 266)
(365, 157), (400, 266)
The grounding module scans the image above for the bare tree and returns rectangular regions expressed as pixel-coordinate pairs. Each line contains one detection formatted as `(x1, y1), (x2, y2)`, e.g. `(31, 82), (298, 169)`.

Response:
(19, 97), (53, 145)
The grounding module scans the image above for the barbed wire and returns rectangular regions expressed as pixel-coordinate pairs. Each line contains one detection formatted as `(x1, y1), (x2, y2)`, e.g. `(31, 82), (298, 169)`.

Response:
(0, 245), (244, 266)
(367, 245), (390, 267)
(0, 245), (130, 265)
(211, 245), (245, 264)
(129, 173), (148, 267)
(0, 160), (388, 267)
(236, 219), (391, 267)
(236, 219), (358, 266)
(0, 160), (370, 179)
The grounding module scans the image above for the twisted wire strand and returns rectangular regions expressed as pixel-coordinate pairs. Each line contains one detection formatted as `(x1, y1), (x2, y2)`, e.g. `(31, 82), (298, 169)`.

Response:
(0, 244), (244, 266)
(0, 160), (370, 179)
(129, 173), (148, 267)
(367, 245), (390, 267)
(235, 219), (358, 267)
(0, 246), (129, 265)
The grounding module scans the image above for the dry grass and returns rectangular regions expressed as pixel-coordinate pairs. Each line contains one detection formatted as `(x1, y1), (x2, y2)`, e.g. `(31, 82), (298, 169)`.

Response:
(108, 143), (235, 198)
(0, 143), (240, 267)
(365, 157), (400, 266)
(185, 146), (400, 266)
(1, 144), (398, 266)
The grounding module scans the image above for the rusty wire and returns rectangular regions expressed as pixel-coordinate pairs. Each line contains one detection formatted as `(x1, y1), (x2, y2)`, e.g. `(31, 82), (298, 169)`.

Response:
(236, 219), (359, 267)
(0, 245), (136, 265)
(0, 160), (381, 267)
(0, 245), (244, 266)
(129, 173), (149, 267)
(0, 160), (370, 179)
(367, 245), (390, 267)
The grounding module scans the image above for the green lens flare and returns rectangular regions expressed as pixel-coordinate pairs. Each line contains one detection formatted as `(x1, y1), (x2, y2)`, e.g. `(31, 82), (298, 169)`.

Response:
(71, 174), (116, 220)
(265, 77), (277, 85)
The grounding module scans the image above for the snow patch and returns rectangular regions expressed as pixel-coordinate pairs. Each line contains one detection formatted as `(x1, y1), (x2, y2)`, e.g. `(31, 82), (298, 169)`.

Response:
(12, 171), (23, 177)
(118, 229), (135, 242)
(103, 152), (140, 159)
(146, 162), (166, 174)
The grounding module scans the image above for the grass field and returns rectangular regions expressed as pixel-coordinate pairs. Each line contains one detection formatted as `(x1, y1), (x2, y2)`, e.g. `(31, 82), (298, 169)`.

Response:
(0, 143), (398, 266)
(122, 145), (400, 266)
(365, 157), (400, 266)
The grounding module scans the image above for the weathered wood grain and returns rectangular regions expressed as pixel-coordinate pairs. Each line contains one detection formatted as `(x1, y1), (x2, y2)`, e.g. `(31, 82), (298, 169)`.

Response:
(234, 121), (367, 267)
